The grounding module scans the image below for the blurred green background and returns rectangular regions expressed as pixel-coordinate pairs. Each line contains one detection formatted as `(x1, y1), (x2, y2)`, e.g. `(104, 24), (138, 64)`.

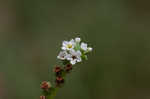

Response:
(0, 0), (150, 99)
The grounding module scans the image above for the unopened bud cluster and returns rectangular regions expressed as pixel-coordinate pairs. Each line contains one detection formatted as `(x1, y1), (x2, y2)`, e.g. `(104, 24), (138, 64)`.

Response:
(54, 64), (72, 86)
(57, 37), (93, 65)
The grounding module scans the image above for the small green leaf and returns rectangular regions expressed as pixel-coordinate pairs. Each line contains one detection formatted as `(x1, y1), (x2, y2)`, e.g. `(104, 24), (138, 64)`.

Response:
(81, 55), (88, 60)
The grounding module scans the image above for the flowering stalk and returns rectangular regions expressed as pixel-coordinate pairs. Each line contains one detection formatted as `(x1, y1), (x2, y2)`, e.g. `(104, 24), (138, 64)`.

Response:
(40, 37), (93, 99)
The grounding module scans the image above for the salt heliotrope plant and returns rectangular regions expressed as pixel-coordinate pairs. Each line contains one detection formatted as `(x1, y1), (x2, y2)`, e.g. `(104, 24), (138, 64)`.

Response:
(40, 37), (93, 99)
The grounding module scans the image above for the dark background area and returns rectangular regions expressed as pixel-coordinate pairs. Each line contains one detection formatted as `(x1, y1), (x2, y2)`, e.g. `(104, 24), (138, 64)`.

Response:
(0, 0), (150, 99)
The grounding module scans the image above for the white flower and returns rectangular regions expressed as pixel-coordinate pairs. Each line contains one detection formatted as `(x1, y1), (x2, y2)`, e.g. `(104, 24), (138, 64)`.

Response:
(61, 39), (75, 51)
(57, 51), (68, 60)
(67, 50), (82, 65)
(81, 42), (88, 51)
(87, 47), (93, 52)
(75, 37), (81, 42)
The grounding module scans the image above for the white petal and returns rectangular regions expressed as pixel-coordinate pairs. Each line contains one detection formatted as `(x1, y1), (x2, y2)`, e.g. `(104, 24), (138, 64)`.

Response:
(63, 41), (69, 48)
(70, 39), (75, 43)
(76, 50), (81, 56)
(57, 51), (68, 60)
(61, 47), (67, 50)
(67, 57), (72, 61)
(81, 42), (88, 51)
(77, 57), (82, 62)
(66, 54), (72, 60)
(57, 56), (60, 59)
(69, 49), (75, 55)
(70, 60), (76, 65)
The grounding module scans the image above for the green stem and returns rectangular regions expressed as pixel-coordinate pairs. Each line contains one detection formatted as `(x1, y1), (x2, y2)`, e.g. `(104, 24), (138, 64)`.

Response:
(42, 64), (69, 99)
(47, 87), (58, 99)
(47, 72), (67, 99)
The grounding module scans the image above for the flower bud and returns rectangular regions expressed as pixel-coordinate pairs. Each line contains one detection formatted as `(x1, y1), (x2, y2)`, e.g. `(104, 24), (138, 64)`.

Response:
(54, 66), (61, 73)
(56, 76), (64, 85)
(41, 81), (51, 90)
(65, 64), (72, 72)
(54, 66), (63, 76)
(75, 37), (81, 42)
(87, 47), (93, 52)
(40, 95), (46, 99)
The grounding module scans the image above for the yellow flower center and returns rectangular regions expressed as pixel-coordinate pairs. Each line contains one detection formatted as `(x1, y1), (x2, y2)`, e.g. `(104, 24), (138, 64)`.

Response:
(67, 44), (72, 48)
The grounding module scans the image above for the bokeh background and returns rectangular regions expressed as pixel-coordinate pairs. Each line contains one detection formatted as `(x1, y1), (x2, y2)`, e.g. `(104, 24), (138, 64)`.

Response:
(0, 0), (150, 99)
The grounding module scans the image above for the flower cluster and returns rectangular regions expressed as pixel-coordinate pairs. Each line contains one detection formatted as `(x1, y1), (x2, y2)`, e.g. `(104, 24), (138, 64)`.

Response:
(53, 64), (73, 87)
(57, 37), (92, 65)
